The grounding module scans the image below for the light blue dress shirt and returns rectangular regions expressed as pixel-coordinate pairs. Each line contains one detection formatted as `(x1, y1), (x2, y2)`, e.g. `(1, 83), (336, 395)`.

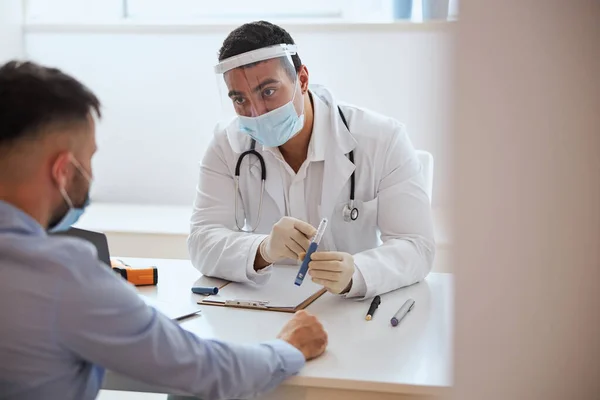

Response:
(0, 201), (305, 400)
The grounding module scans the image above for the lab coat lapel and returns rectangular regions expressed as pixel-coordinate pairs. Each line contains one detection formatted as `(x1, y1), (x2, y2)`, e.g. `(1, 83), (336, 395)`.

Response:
(250, 152), (285, 217)
(321, 149), (355, 221)
(320, 104), (357, 221)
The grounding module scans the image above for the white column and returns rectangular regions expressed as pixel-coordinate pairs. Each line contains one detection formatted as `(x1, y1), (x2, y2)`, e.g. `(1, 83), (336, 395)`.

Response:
(0, 0), (24, 62)
(452, 1), (600, 399)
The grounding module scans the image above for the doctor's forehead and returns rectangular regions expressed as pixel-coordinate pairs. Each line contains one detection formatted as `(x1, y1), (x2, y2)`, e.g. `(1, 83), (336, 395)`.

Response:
(223, 59), (293, 90)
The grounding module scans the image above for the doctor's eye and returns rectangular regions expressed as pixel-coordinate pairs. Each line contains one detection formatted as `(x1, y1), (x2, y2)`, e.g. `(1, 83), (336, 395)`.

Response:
(232, 96), (246, 105)
(262, 88), (276, 98)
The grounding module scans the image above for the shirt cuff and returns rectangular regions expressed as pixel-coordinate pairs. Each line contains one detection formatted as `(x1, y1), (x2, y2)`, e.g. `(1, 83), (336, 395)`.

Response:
(245, 234), (273, 284)
(344, 265), (367, 298)
(264, 339), (306, 376)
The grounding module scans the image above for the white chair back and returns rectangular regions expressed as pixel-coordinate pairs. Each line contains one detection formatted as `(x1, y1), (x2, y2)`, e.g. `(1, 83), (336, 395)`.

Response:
(416, 150), (434, 203)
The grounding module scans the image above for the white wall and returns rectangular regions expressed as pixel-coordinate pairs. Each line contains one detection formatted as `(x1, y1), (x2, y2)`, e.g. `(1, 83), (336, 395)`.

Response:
(453, 0), (600, 399)
(0, 0), (24, 62)
(25, 24), (453, 208)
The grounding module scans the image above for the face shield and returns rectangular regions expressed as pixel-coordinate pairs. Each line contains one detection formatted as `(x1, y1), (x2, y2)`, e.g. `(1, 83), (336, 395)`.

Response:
(215, 44), (305, 147)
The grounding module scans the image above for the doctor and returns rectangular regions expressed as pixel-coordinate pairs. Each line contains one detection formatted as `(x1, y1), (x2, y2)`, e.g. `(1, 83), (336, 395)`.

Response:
(189, 21), (435, 298)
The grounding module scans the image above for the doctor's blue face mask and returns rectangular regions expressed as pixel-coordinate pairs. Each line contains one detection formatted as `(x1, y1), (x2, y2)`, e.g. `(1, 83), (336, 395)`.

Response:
(237, 84), (305, 147)
(215, 44), (306, 147)
(48, 156), (93, 233)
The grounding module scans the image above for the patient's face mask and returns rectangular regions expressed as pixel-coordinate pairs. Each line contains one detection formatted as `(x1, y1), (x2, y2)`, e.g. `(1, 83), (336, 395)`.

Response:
(48, 156), (93, 233)
(215, 44), (305, 147)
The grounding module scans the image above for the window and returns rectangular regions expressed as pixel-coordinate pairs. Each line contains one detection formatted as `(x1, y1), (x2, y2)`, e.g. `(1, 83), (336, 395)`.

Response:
(26, 0), (124, 23)
(25, 0), (398, 24)
(25, 0), (459, 25)
(125, 0), (345, 20)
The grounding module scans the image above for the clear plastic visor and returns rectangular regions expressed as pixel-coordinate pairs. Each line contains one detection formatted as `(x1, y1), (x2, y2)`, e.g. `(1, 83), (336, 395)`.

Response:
(215, 44), (301, 120)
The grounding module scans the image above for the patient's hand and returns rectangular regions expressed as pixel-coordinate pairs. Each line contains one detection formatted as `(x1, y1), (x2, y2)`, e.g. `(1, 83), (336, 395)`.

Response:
(277, 310), (328, 361)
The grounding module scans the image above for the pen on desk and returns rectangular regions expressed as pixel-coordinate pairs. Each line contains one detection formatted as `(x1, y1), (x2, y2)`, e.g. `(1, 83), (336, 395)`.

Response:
(191, 286), (219, 295)
(390, 299), (415, 327)
(365, 295), (381, 321)
(295, 218), (328, 286)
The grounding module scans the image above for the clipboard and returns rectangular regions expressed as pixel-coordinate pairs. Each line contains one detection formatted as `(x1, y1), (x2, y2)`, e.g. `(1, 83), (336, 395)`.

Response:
(197, 266), (327, 313)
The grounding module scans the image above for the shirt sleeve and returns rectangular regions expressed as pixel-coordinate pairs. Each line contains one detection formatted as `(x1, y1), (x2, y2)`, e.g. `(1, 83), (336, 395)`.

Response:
(54, 257), (304, 400)
(352, 122), (436, 298)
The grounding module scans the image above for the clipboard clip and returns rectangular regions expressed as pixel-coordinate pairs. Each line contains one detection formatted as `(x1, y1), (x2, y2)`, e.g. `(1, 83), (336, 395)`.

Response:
(224, 299), (269, 309)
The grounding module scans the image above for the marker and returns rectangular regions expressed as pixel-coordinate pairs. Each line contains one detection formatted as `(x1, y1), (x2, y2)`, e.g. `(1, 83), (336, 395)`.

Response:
(365, 295), (381, 321)
(295, 218), (328, 286)
(390, 299), (415, 327)
(191, 286), (219, 295)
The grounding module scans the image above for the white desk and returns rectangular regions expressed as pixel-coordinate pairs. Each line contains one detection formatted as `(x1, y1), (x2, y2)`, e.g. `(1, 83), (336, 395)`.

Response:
(103, 258), (453, 400)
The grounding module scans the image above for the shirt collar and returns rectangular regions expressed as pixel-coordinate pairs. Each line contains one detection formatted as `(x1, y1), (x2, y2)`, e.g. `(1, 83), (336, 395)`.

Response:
(0, 200), (46, 237)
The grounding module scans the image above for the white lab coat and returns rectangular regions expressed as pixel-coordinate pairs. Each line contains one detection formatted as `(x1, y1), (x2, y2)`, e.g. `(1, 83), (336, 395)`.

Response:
(188, 85), (435, 298)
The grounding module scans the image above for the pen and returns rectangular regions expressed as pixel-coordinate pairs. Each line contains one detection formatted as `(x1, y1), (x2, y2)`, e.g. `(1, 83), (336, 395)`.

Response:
(295, 218), (328, 286)
(191, 286), (219, 295)
(390, 298), (415, 327)
(365, 295), (381, 321)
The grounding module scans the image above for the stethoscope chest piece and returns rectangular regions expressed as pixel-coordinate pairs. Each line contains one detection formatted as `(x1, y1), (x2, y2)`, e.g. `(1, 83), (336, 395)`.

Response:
(343, 202), (359, 222)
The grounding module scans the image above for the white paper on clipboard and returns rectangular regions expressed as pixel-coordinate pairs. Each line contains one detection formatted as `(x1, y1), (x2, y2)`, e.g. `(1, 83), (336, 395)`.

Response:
(202, 265), (324, 309)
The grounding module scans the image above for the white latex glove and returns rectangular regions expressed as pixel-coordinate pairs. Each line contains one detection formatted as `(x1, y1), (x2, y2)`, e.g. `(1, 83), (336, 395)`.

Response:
(308, 252), (355, 294)
(259, 217), (317, 264)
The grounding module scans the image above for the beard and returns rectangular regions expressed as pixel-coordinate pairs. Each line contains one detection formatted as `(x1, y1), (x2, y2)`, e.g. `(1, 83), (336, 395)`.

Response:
(47, 175), (90, 231)
(48, 201), (70, 230)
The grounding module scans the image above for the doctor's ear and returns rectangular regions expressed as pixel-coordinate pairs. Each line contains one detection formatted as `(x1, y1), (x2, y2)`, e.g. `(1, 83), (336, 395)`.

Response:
(50, 151), (72, 188)
(298, 65), (309, 94)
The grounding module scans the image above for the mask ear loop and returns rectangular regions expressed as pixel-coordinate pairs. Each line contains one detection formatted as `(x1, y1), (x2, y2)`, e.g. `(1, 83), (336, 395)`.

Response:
(54, 154), (75, 209)
(58, 186), (75, 209)
(289, 71), (305, 119)
(69, 155), (93, 184)
(58, 154), (92, 210)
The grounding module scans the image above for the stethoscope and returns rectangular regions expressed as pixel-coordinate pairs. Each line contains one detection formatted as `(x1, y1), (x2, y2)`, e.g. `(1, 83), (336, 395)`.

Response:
(234, 106), (357, 232)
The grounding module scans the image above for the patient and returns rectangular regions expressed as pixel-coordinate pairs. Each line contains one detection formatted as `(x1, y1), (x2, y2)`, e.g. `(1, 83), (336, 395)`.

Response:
(0, 60), (327, 400)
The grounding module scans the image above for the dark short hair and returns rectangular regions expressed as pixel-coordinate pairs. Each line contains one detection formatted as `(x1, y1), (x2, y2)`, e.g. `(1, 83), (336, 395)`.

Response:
(0, 61), (101, 149)
(218, 21), (302, 73)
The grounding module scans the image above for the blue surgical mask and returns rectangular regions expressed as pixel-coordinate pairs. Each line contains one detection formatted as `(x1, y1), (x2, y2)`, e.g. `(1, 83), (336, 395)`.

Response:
(49, 197), (90, 233)
(238, 100), (305, 147)
(48, 157), (92, 233)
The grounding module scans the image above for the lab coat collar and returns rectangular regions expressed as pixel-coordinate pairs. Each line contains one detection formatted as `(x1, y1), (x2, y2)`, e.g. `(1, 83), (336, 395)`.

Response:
(307, 90), (329, 162)
(0, 200), (46, 237)
(222, 117), (250, 155)
(309, 84), (357, 154)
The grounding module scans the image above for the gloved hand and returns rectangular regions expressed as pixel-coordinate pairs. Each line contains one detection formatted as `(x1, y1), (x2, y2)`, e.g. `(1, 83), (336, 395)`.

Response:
(308, 251), (355, 294)
(259, 217), (317, 264)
